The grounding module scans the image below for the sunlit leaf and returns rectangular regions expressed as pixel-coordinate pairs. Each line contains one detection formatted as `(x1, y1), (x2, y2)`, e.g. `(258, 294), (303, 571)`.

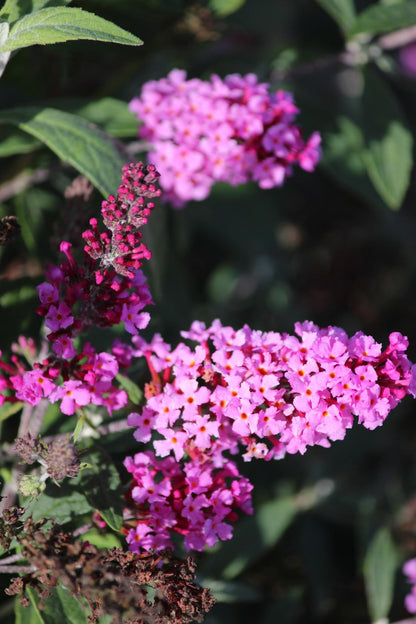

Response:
(0, 7), (143, 53)
(0, 0), (72, 24)
(0, 107), (127, 197)
(25, 587), (46, 624)
(15, 597), (40, 624)
(79, 528), (122, 549)
(72, 414), (87, 442)
(16, 585), (88, 624)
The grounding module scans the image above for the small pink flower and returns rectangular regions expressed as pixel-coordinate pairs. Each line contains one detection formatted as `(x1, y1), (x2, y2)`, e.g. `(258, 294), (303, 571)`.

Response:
(37, 282), (59, 305)
(153, 428), (188, 461)
(53, 335), (77, 359)
(50, 380), (90, 415)
(121, 304), (150, 335)
(12, 370), (55, 405)
(45, 302), (74, 331)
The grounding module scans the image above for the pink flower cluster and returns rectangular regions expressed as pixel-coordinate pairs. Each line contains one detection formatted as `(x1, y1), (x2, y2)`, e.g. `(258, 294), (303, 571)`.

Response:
(124, 451), (253, 552)
(130, 69), (321, 206)
(403, 559), (416, 613)
(10, 345), (127, 416)
(0, 163), (161, 416)
(124, 319), (416, 552)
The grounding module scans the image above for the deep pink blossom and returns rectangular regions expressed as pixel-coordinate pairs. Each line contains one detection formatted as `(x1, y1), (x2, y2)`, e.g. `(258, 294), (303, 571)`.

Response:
(130, 70), (321, 206)
(124, 319), (416, 554)
(50, 380), (91, 415)
(404, 558), (416, 613)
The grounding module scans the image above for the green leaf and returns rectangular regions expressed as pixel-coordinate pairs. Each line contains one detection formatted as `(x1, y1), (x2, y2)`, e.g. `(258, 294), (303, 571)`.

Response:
(0, 7), (143, 53)
(80, 449), (124, 531)
(201, 579), (261, 603)
(0, 401), (24, 422)
(80, 527), (122, 549)
(363, 527), (399, 623)
(0, 107), (127, 197)
(72, 414), (87, 442)
(25, 479), (93, 524)
(0, 0), (72, 24)
(16, 585), (88, 624)
(116, 373), (143, 404)
(362, 68), (413, 210)
(209, 0), (246, 17)
(70, 97), (138, 138)
(27, 97), (138, 141)
(15, 597), (42, 624)
(315, 0), (356, 33)
(322, 116), (387, 209)
(25, 587), (47, 624)
(14, 187), (58, 253)
(0, 21), (11, 78)
(351, 0), (416, 35)
(43, 585), (88, 624)
(0, 127), (41, 157)
(40, 402), (63, 435)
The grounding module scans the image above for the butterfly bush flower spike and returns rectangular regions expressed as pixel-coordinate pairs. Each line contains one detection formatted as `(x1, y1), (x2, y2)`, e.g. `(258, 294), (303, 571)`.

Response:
(130, 70), (321, 206)
(1, 163), (161, 417)
(124, 320), (416, 553)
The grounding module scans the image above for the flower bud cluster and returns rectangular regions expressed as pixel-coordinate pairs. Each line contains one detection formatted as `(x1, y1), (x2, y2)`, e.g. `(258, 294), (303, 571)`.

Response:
(124, 319), (416, 552)
(1, 163), (160, 417)
(38, 162), (159, 343)
(82, 162), (161, 278)
(130, 69), (321, 206)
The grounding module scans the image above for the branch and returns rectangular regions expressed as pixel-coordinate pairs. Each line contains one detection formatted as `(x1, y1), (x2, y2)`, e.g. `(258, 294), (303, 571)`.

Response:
(0, 553), (26, 565)
(379, 25), (416, 50)
(0, 169), (50, 203)
(0, 565), (36, 574)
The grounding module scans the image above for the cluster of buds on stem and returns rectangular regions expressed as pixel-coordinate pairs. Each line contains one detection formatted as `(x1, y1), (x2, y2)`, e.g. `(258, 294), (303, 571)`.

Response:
(0, 163), (161, 417)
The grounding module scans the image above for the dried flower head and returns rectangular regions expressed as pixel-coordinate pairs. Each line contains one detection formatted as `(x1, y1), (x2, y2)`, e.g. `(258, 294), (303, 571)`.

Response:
(15, 434), (80, 484)
(1, 508), (215, 624)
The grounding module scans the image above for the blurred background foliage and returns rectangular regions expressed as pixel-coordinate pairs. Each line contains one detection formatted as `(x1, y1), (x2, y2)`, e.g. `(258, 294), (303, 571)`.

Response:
(2, 0), (416, 622)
